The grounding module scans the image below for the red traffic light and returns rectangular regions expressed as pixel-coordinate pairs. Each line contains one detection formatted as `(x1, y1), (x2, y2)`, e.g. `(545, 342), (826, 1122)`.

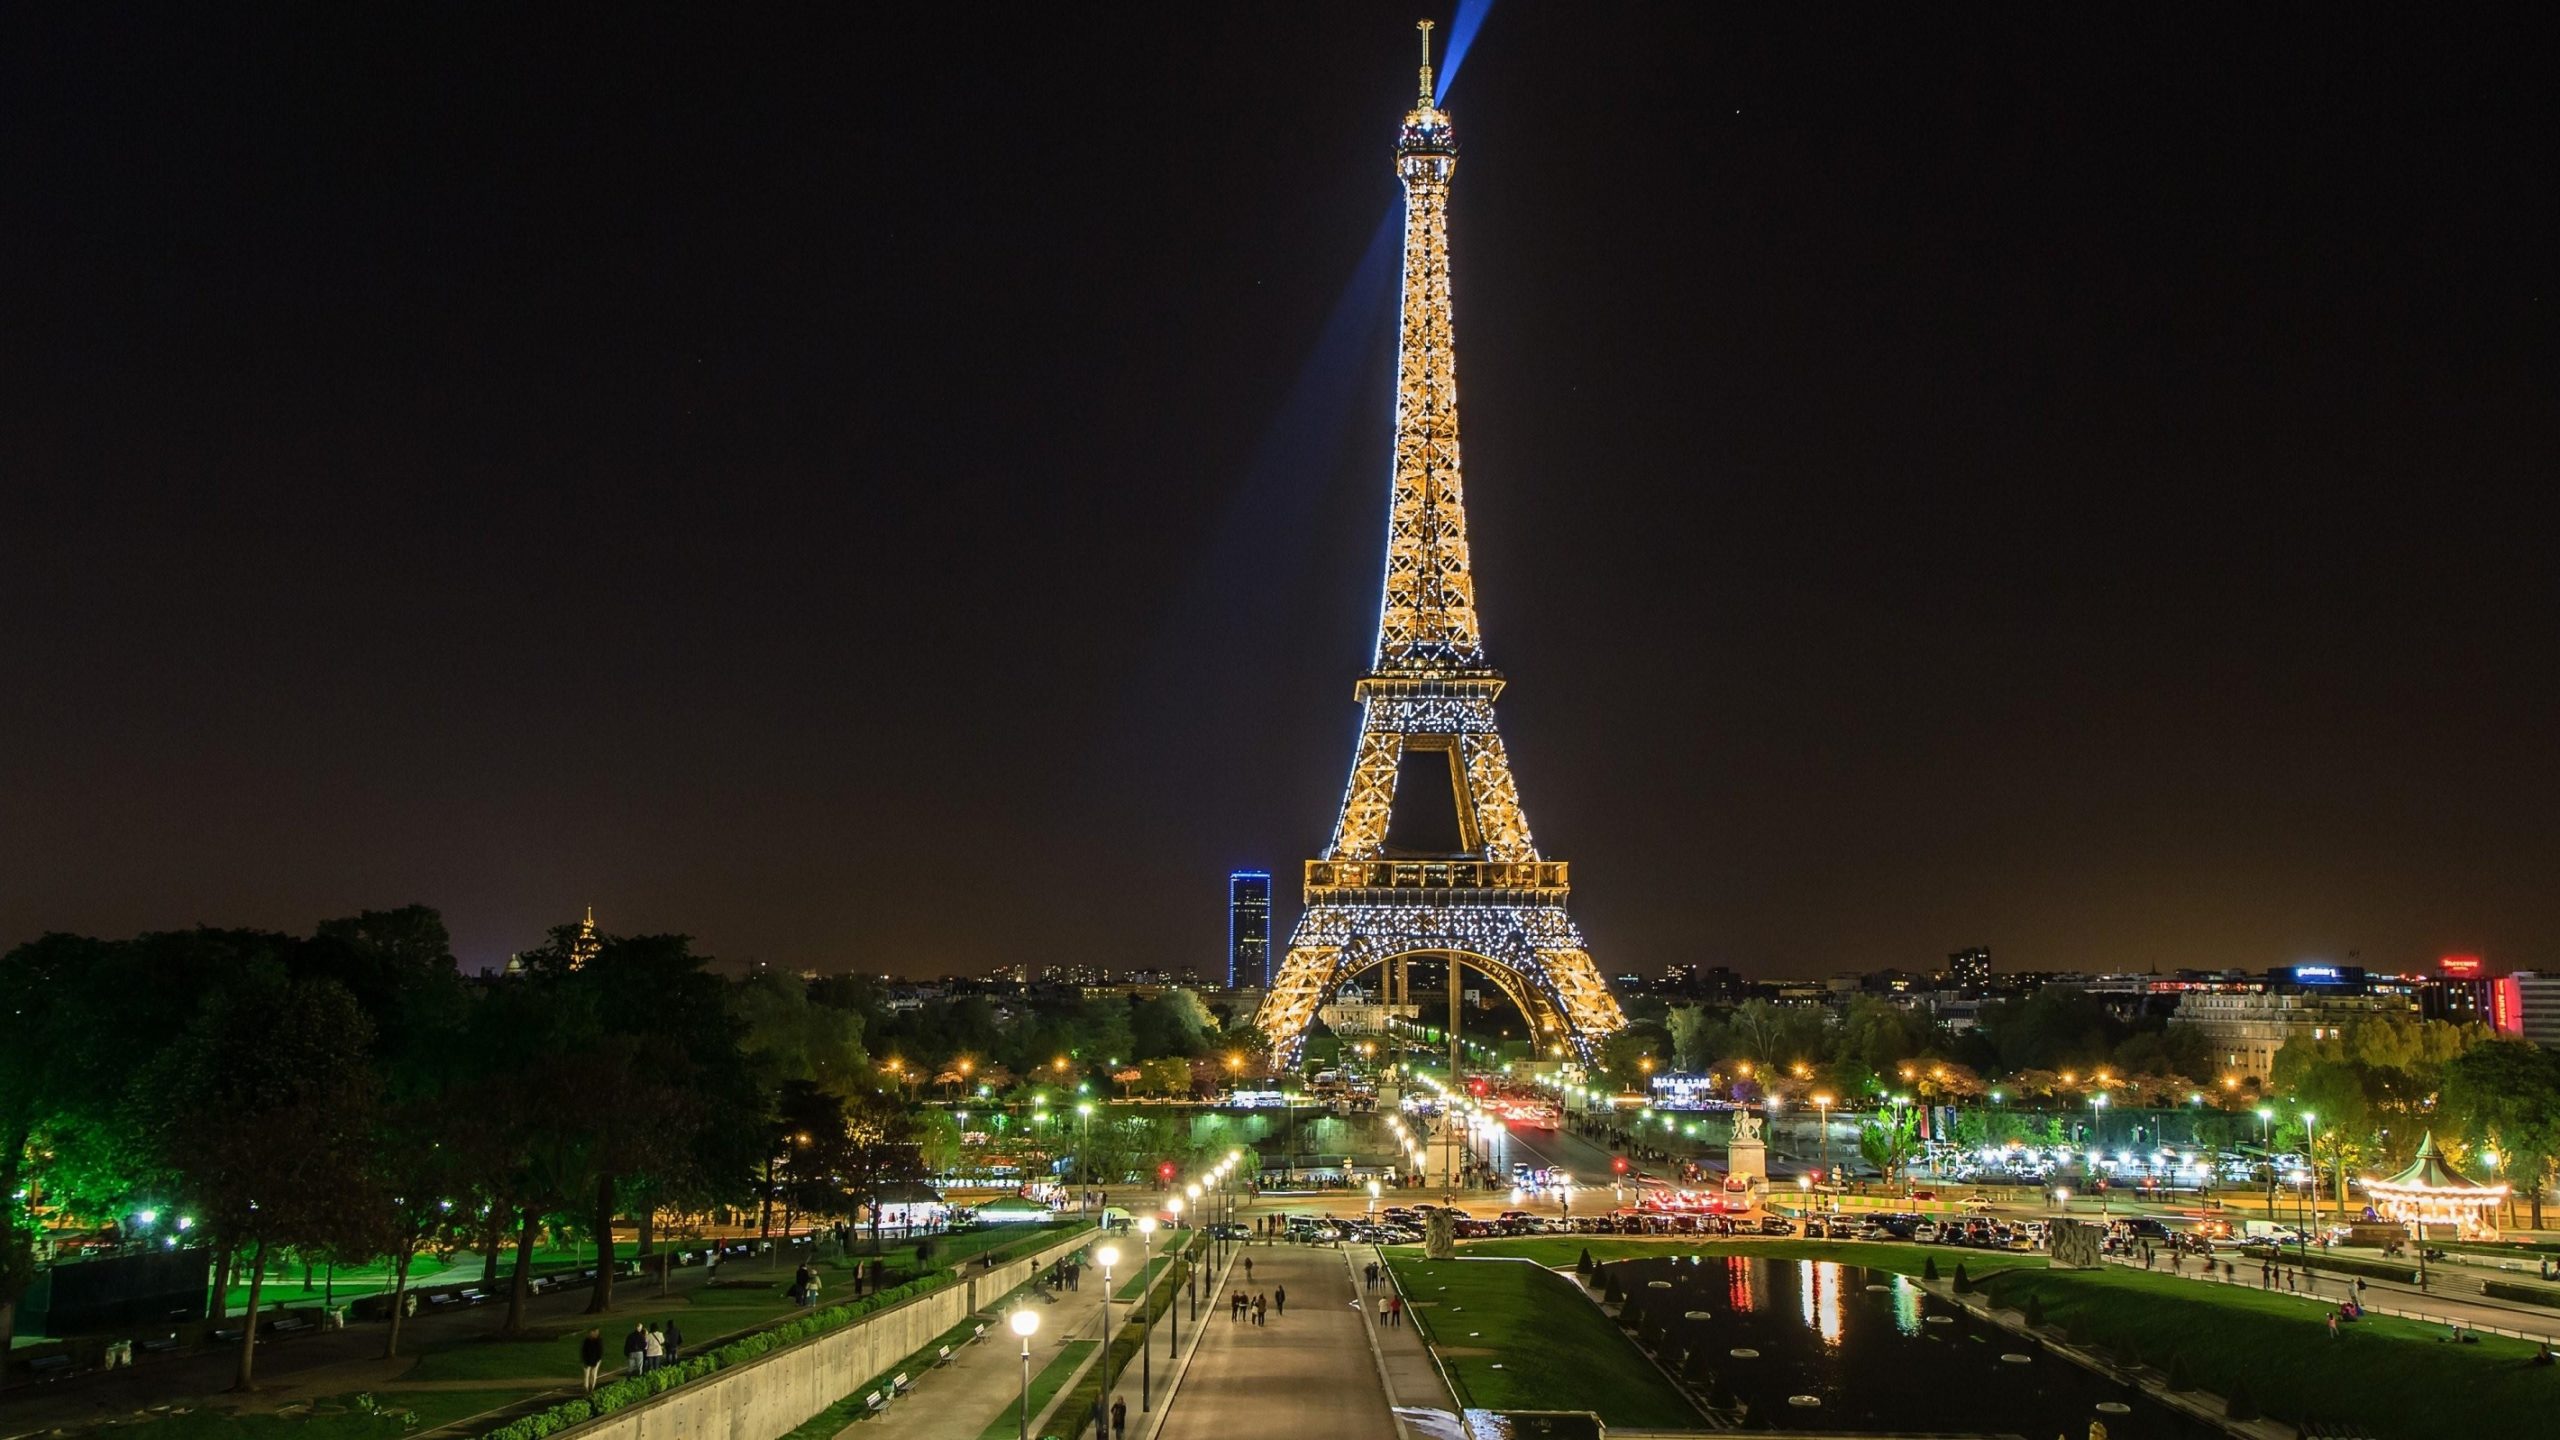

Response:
(1612, 1157), (1628, 1173)
(1158, 1162), (1176, 1181)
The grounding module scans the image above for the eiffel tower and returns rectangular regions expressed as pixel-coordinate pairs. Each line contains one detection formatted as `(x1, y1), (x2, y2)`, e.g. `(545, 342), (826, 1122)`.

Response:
(1255, 24), (1626, 1066)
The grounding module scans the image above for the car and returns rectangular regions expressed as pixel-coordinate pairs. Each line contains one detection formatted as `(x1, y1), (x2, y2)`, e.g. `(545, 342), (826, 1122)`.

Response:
(1757, 1216), (1796, 1236)
(1912, 1222), (1941, 1244)
(1205, 1223), (1250, 1240)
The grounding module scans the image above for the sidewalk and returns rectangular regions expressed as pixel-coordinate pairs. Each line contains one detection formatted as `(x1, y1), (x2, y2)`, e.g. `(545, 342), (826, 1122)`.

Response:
(1150, 1242), (1398, 1440)
(1352, 1249), (1454, 1426)
(857, 1271), (1116, 1440)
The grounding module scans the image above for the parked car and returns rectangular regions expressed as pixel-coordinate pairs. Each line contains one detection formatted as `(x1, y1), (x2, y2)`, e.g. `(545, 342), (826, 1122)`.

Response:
(1757, 1216), (1796, 1236)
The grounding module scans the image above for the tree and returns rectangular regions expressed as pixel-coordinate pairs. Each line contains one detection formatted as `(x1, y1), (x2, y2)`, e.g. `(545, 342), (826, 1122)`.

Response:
(2442, 1041), (2560, 1228)
(736, 971), (870, 1096)
(1859, 1107), (1923, 1193)
(1135, 1057), (1195, 1098)
(842, 1092), (928, 1248)
(141, 971), (384, 1389)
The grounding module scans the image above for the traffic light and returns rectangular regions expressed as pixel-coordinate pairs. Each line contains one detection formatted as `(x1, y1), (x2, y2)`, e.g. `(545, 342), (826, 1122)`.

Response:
(1612, 1157), (1628, 1174)
(1158, 1162), (1176, 1183)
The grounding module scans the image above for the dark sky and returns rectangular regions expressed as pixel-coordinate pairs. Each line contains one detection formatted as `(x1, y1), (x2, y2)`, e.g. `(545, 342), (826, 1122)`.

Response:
(6, 5), (2553, 980)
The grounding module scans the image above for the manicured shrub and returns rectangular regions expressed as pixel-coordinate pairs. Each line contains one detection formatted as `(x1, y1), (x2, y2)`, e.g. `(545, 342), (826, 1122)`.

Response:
(2165, 1354), (2192, 1392)
(2226, 1380), (2260, 1421)
(1576, 1248), (1594, 1276)
(2022, 1294), (2045, 1329)
(1923, 1256), (1939, 1281)
(1951, 1263), (1970, 1292)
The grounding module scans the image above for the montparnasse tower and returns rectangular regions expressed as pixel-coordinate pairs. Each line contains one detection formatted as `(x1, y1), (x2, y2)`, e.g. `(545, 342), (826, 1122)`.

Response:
(1255, 22), (1625, 1067)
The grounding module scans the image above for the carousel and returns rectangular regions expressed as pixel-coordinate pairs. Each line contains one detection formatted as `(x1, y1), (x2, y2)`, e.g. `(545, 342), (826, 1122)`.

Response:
(2362, 1132), (2507, 1239)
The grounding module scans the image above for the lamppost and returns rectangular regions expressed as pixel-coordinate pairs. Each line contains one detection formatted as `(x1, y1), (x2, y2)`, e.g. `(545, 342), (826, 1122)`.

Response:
(1166, 1196), (1189, 1333)
(1077, 1103), (1094, 1188)
(2299, 1111), (2319, 1244)
(1094, 1241), (1120, 1403)
(2256, 1109), (2276, 1220)
(1368, 1178), (1382, 1221)
(1813, 1093), (1833, 1187)
(1010, 1308), (1040, 1440)
(1137, 1216), (1157, 1411)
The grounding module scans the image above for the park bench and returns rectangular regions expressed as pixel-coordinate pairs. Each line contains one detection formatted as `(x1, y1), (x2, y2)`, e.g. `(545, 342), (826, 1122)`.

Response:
(933, 1345), (955, 1367)
(969, 1322), (987, 1344)
(210, 1328), (244, 1343)
(269, 1316), (317, 1337)
(137, 1334), (182, 1356)
(424, 1292), (462, 1310)
(862, 1391), (887, 1418)
(891, 1372), (913, 1396)
(28, 1355), (75, 1380)
(459, 1288), (490, 1305)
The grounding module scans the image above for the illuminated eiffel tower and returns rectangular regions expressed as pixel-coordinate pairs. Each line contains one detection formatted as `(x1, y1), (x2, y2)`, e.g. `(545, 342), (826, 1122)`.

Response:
(1256, 23), (1626, 1066)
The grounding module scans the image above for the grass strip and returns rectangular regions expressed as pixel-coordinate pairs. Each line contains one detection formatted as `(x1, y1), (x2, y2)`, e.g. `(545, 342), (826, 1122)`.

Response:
(60, 1390), (530, 1440)
(1050, 1255), (1190, 1440)
(1386, 1256), (1697, 1429)
(972, 1340), (1098, 1440)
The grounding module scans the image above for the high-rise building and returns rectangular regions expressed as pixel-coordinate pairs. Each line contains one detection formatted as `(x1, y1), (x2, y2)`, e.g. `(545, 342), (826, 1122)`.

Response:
(1948, 946), (1991, 989)
(1228, 871), (1272, 988)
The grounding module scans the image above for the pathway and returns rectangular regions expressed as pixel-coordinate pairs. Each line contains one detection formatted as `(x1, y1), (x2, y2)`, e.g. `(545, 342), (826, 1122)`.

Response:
(1146, 1243), (1405, 1440)
(857, 1270), (1115, 1440)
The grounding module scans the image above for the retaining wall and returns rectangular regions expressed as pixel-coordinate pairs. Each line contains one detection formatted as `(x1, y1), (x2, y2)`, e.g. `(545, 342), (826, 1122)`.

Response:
(573, 1228), (1098, 1440)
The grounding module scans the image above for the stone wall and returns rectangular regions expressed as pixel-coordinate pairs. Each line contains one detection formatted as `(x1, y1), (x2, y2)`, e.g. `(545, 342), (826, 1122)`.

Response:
(572, 1228), (1097, 1440)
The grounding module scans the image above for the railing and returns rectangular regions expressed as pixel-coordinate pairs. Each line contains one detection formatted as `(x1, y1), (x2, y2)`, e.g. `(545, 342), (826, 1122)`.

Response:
(1305, 859), (1569, 894)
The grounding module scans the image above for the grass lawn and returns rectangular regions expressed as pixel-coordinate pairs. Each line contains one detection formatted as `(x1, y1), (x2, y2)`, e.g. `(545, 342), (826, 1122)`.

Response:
(1974, 1265), (2553, 1440)
(973, 1340), (1098, 1440)
(1385, 1256), (1697, 1429)
(63, 1390), (528, 1440)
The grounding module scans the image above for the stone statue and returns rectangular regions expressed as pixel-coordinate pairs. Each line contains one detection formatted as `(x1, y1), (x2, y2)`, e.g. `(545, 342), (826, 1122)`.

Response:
(1425, 1206), (1457, 1260)
(1730, 1111), (1763, 1146)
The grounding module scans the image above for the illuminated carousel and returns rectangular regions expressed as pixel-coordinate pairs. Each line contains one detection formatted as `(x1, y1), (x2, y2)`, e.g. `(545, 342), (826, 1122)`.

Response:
(2363, 1132), (2507, 1239)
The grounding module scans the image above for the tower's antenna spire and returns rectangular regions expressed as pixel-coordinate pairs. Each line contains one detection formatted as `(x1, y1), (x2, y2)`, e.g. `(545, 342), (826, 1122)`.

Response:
(1417, 18), (1436, 105)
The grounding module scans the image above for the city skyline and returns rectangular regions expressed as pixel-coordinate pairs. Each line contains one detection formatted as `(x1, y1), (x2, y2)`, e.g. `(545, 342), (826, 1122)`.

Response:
(7, 6), (2551, 980)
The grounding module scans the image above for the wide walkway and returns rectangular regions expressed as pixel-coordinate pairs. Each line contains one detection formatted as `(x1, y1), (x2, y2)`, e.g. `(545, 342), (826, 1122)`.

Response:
(1148, 1243), (1402, 1440)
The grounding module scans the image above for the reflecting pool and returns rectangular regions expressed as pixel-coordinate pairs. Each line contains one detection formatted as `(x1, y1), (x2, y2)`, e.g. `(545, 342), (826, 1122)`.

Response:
(1601, 1256), (2218, 1437)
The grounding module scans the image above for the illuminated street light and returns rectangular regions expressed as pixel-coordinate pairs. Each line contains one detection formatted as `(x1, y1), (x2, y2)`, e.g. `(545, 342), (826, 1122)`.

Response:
(1009, 1309), (1041, 1440)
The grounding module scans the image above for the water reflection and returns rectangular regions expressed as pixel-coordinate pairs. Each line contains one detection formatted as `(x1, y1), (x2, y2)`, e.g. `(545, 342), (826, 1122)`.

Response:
(1796, 1260), (1844, 1349)
(1602, 1256), (2215, 1437)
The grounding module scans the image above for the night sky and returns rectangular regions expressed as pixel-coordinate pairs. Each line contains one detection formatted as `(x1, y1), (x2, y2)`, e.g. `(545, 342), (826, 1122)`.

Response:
(6, 5), (2552, 980)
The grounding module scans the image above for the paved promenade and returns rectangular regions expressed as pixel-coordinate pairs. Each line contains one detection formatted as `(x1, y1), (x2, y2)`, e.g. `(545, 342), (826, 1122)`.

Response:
(857, 1269), (1115, 1440)
(1149, 1243), (1443, 1440)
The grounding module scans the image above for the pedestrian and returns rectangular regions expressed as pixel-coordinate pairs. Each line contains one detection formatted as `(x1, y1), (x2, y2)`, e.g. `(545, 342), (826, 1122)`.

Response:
(805, 1271), (823, 1309)
(1252, 1293), (1267, 1326)
(1274, 1284), (1287, 1316)
(624, 1322), (647, 1376)
(705, 1248), (721, 1284)
(2261, 1262), (2273, 1289)
(2327, 1312), (2340, 1340)
(1244, 1257), (1254, 1283)
(1069, 1261), (1081, 1292)
(1386, 1294), (1403, 1328)
(1232, 1290), (1246, 1321)
(1110, 1397), (1127, 1440)
(580, 1329), (605, 1392)
(664, 1319), (683, 1366)
(642, 1323), (664, 1373)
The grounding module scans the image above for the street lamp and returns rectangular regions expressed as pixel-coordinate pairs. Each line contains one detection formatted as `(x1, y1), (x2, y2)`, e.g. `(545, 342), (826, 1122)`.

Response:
(1367, 1178), (1382, 1220)
(1095, 1241), (1120, 1401)
(2255, 1108), (2276, 1219)
(2299, 1111), (2319, 1240)
(1813, 1093), (1833, 1186)
(1137, 1216), (1157, 1411)
(1009, 1308), (1041, 1440)
(1077, 1102), (1094, 1187)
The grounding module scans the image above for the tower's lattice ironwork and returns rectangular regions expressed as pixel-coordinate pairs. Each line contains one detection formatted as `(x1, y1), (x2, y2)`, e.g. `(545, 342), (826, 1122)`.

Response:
(1256, 27), (1626, 1064)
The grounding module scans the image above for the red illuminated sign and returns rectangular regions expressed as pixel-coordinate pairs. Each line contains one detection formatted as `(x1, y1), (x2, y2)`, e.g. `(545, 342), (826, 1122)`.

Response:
(2492, 977), (2523, 1036)
(2440, 954), (2483, 977)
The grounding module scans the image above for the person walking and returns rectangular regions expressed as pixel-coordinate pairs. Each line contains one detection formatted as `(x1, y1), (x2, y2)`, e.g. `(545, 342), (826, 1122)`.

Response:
(1243, 1256), (1254, 1283)
(1110, 1397), (1127, 1440)
(580, 1329), (605, 1392)
(624, 1322), (648, 1377)
(1385, 1294), (1403, 1328)
(1252, 1293), (1267, 1326)
(642, 1323), (664, 1373)
(663, 1319), (683, 1367)
(1273, 1284), (1287, 1317)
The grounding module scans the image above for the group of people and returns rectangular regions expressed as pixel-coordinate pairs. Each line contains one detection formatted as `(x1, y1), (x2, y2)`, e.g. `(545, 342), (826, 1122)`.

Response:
(576, 1319), (684, 1390)
(789, 1263), (825, 1309)
(1228, 1285), (1284, 1324)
